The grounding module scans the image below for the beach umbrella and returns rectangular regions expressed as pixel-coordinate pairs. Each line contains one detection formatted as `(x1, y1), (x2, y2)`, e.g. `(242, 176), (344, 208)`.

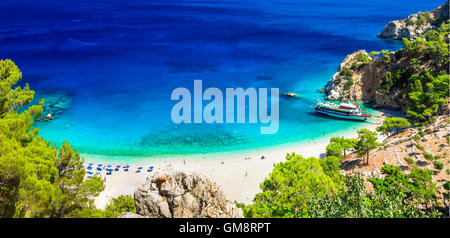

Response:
(108, 169), (113, 172)
(107, 165), (112, 168)
(87, 167), (92, 170)
(97, 164), (102, 167)
(138, 167), (143, 170)
(116, 165), (121, 168)
(89, 163), (93, 166)
(87, 171), (93, 175)
(97, 167), (103, 171)
(150, 166), (154, 169)
(125, 165), (130, 168)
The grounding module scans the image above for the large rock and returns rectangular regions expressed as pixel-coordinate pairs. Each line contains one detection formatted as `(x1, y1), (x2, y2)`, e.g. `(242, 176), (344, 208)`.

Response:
(323, 48), (410, 112)
(378, 3), (448, 40)
(325, 50), (369, 101)
(128, 170), (243, 218)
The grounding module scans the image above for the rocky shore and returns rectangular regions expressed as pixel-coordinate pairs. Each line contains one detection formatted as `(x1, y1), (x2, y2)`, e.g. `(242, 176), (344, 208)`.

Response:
(323, 49), (409, 112)
(378, 2), (449, 40)
(324, 2), (448, 114)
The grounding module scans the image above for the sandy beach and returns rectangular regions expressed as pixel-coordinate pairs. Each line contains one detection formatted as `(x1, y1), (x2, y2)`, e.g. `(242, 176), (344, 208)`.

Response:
(89, 110), (396, 209)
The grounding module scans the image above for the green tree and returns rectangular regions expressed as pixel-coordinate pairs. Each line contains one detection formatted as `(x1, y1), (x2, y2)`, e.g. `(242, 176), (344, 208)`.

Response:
(409, 168), (437, 210)
(327, 137), (357, 157)
(370, 165), (439, 213)
(103, 195), (136, 218)
(0, 59), (104, 217)
(307, 172), (439, 218)
(355, 129), (379, 165)
(443, 182), (450, 217)
(369, 165), (410, 195)
(376, 117), (410, 136)
(243, 153), (342, 218)
(407, 72), (449, 125)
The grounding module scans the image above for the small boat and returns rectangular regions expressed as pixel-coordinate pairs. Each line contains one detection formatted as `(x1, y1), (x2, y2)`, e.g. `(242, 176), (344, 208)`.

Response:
(315, 101), (371, 121)
(283, 91), (301, 98)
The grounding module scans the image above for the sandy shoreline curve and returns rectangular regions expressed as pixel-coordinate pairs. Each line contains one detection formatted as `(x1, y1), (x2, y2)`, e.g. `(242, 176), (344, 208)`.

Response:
(88, 109), (398, 209)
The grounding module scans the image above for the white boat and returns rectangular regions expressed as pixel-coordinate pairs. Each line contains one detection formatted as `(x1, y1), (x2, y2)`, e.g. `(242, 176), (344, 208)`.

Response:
(314, 101), (371, 121)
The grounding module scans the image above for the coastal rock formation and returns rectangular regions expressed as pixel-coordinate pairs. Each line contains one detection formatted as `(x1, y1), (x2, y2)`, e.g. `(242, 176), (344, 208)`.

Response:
(324, 50), (408, 112)
(378, 3), (449, 40)
(324, 2), (448, 114)
(325, 50), (370, 100)
(123, 170), (243, 218)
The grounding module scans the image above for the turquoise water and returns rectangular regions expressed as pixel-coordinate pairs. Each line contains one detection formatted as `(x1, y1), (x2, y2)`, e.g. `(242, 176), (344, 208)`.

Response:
(0, 0), (439, 158)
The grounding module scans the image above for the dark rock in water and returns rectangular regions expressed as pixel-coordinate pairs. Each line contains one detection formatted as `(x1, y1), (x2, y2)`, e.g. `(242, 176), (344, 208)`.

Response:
(34, 90), (72, 122)
(282, 91), (301, 99)
(124, 170), (243, 218)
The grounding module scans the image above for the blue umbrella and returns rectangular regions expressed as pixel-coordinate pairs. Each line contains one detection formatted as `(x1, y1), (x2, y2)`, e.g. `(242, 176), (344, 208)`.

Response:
(108, 169), (113, 172)
(125, 165), (130, 168)
(81, 166), (84, 169)
(98, 164), (103, 167)
(97, 167), (103, 171)
(137, 167), (143, 170)
(87, 171), (93, 175)
(150, 166), (154, 169)
(89, 163), (93, 166)
(107, 165), (112, 168)
(87, 167), (92, 170)
(116, 165), (121, 168)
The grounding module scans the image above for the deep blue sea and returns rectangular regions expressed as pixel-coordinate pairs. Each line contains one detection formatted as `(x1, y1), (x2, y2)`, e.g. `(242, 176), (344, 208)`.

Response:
(0, 0), (441, 159)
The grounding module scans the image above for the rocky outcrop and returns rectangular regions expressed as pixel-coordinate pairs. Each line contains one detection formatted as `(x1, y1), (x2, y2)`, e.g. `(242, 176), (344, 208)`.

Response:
(324, 50), (408, 112)
(325, 50), (371, 101)
(325, 2), (449, 113)
(122, 170), (243, 218)
(378, 3), (449, 40)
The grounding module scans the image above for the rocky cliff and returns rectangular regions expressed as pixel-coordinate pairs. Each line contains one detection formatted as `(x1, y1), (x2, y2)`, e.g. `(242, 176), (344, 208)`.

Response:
(324, 3), (449, 114)
(324, 50), (409, 112)
(378, 2), (449, 40)
(120, 170), (243, 218)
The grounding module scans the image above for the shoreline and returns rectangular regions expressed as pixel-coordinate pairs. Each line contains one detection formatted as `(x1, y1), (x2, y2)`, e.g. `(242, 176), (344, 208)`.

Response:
(90, 109), (400, 209)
